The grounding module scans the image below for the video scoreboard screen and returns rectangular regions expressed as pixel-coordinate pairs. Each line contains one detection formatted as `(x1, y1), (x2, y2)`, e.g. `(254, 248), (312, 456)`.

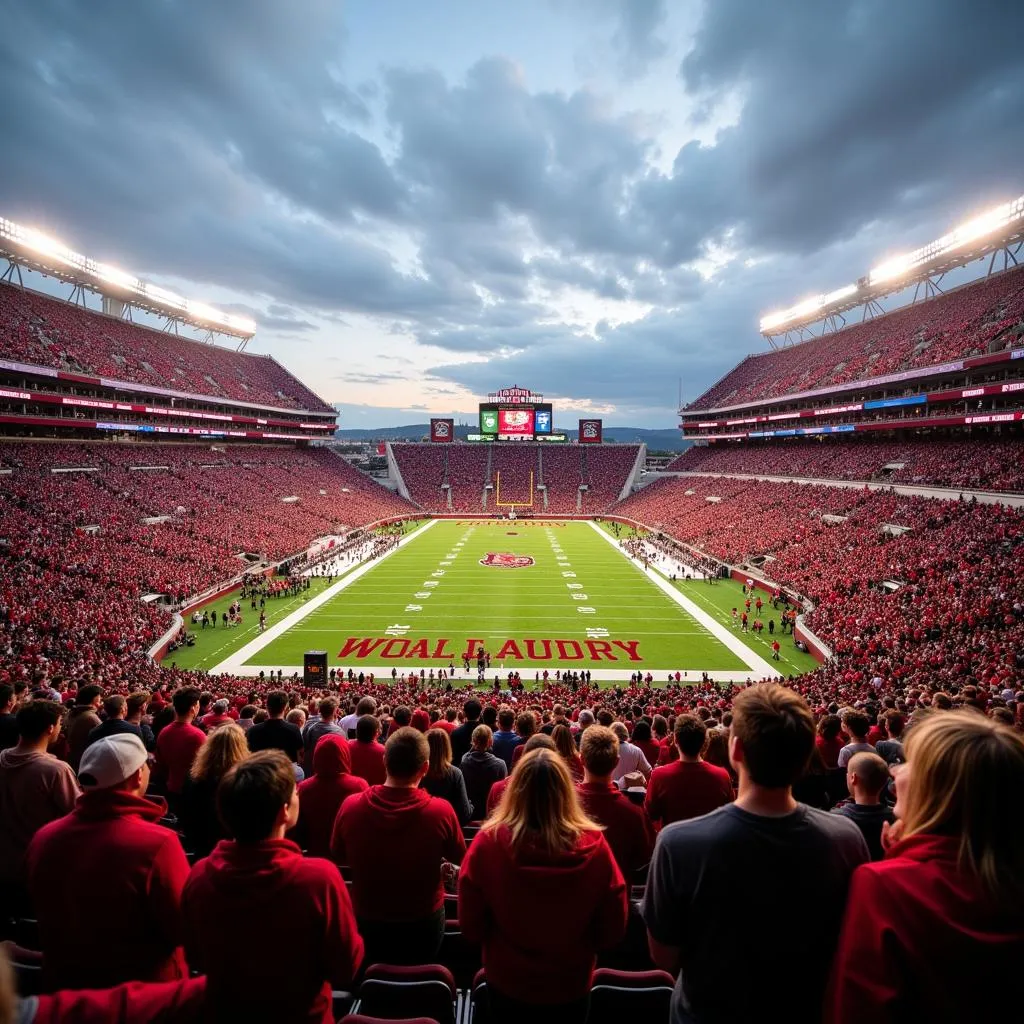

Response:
(478, 386), (554, 441)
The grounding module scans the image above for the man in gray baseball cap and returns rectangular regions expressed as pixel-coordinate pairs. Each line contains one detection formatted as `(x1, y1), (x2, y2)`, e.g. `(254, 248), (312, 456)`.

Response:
(25, 732), (191, 990)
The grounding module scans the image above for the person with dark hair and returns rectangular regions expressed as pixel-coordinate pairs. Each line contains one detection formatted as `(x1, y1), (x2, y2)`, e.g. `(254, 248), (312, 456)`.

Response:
(874, 710), (906, 765)
(643, 684), (869, 1024)
(0, 701), (80, 895)
(450, 698), (482, 764)
(126, 691), (156, 751)
(302, 698), (343, 767)
(87, 694), (144, 748)
(65, 683), (103, 770)
(295, 734), (368, 858)
(154, 687), (205, 808)
(348, 714), (386, 786)
(579, 726), (654, 876)
(837, 711), (873, 769)
(0, 683), (18, 752)
(421, 728), (472, 825)
(630, 719), (661, 768)
(816, 714), (845, 769)
(491, 707), (522, 768)
(331, 727), (465, 965)
(460, 724), (508, 819)
(829, 713), (1024, 1023)
(247, 690), (303, 772)
(460, 749), (628, 1023)
(27, 734), (190, 990)
(182, 751), (363, 1023)
(645, 714), (733, 828)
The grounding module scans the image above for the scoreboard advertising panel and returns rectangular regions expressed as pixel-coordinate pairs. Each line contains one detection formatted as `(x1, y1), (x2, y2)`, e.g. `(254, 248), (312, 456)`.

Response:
(578, 418), (603, 443)
(477, 387), (554, 441)
(429, 418), (454, 442)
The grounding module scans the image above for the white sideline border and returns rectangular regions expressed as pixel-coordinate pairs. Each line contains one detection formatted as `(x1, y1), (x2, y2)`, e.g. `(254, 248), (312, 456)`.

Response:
(211, 519), (438, 675)
(585, 520), (781, 680)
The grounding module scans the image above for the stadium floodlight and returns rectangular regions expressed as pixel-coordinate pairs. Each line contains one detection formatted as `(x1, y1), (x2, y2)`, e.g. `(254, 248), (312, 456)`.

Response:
(0, 214), (256, 338)
(94, 262), (140, 291)
(759, 283), (857, 333)
(870, 193), (1024, 286)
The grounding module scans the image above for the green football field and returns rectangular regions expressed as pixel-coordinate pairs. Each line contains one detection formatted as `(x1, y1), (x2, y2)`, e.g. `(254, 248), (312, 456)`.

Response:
(205, 520), (812, 684)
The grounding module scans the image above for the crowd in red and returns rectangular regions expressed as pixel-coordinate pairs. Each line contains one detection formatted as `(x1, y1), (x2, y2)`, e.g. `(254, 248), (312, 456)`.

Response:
(0, 441), (412, 698)
(688, 265), (1024, 411)
(0, 283), (334, 413)
(667, 436), (1024, 492)
(391, 443), (641, 515)
(617, 475), (1024, 699)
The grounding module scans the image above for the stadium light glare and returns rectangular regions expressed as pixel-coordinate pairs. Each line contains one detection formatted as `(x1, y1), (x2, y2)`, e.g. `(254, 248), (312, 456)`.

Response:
(94, 262), (140, 291)
(0, 214), (256, 338)
(870, 193), (1024, 286)
(759, 283), (857, 333)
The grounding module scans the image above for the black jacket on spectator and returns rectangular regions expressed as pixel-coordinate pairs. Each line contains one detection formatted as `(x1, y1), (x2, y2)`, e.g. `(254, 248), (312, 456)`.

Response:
(459, 750), (507, 820)
(421, 765), (473, 825)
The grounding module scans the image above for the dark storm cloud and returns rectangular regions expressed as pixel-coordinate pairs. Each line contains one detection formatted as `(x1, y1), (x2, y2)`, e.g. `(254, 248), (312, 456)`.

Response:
(1, 0), (1022, 419)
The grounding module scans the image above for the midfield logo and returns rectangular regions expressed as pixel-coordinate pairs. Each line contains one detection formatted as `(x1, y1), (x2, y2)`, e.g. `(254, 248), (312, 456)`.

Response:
(479, 552), (535, 569)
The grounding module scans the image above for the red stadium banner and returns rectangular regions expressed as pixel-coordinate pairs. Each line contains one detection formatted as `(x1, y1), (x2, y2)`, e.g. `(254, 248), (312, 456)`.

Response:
(430, 418), (455, 442)
(578, 418), (603, 443)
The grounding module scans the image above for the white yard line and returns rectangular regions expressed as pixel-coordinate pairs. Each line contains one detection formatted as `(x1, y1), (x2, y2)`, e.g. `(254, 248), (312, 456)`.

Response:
(586, 521), (782, 680)
(211, 519), (438, 674)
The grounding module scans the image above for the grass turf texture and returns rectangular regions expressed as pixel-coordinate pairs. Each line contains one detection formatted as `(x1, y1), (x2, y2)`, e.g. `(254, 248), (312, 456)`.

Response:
(214, 520), (815, 682)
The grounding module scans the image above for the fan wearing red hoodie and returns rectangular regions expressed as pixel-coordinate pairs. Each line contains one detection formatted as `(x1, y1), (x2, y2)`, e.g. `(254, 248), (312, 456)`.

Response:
(26, 733), (190, 990)
(348, 714), (387, 786)
(182, 751), (363, 1024)
(459, 749), (628, 1024)
(645, 714), (733, 829)
(577, 726), (654, 877)
(154, 688), (206, 807)
(828, 712), (1024, 1024)
(295, 734), (368, 858)
(331, 727), (465, 966)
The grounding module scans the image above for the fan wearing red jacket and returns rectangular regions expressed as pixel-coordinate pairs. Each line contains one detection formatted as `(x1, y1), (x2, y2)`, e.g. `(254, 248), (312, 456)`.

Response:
(27, 733), (190, 991)
(577, 726), (654, 877)
(182, 751), (363, 1024)
(645, 714), (734, 828)
(459, 748), (628, 1024)
(828, 712), (1024, 1023)
(294, 734), (368, 858)
(331, 727), (465, 966)
(347, 714), (387, 786)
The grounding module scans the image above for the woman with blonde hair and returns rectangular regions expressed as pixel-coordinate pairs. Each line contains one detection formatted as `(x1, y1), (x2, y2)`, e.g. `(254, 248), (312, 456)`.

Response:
(459, 749), (628, 1023)
(551, 723), (584, 783)
(420, 727), (472, 824)
(829, 711), (1024, 1022)
(179, 722), (249, 857)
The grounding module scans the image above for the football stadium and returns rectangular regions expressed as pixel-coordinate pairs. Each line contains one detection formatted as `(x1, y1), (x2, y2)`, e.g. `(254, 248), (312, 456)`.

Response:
(1, 8), (1023, 1024)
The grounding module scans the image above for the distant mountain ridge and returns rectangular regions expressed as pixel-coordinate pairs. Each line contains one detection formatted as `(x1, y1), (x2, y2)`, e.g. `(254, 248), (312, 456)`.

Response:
(334, 422), (689, 450)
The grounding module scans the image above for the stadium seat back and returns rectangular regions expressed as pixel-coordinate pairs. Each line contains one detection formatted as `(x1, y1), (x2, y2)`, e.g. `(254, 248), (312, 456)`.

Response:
(358, 964), (457, 1024)
(588, 968), (675, 1024)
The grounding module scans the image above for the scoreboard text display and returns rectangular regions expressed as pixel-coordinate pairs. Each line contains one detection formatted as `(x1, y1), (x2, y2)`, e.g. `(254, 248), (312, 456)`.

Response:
(479, 388), (554, 441)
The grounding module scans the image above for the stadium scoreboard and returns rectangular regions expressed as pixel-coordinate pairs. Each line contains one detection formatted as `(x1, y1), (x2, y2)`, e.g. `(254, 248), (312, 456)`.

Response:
(477, 385), (558, 441)
(429, 386), (602, 442)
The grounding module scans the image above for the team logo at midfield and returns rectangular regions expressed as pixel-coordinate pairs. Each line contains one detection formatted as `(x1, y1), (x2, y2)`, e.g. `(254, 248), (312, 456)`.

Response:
(479, 552), (535, 569)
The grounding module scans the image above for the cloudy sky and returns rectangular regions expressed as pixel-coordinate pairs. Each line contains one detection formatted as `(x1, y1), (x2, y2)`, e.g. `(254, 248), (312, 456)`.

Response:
(1, 0), (1022, 428)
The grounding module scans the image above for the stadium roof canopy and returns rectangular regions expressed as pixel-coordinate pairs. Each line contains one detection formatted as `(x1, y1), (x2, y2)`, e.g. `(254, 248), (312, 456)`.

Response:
(759, 193), (1024, 348)
(0, 215), (256, 347)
